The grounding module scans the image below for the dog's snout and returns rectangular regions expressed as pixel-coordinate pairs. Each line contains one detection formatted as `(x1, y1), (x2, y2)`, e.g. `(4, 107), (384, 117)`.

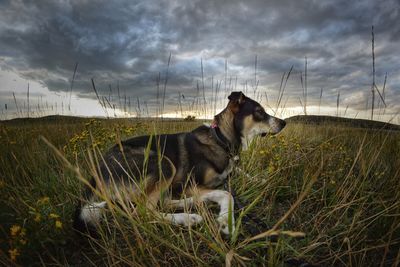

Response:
(268, 117), (286, 134)
(275, 118), (286, 132)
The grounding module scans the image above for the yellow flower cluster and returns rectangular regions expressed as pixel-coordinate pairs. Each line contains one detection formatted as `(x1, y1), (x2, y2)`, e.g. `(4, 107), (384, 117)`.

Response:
(37, 196), (50, 205)
(10, 225), (22, 237)
(64, 120), (147, 157)
(8, 248), (20, 261)
(31, 197), (64, 230)
(8, 224), (27, 262)
(49, 213), (63, 229)
(49, 213), (59, 219)
(55, 220), (63, 229)
(256, 135), (300, 174)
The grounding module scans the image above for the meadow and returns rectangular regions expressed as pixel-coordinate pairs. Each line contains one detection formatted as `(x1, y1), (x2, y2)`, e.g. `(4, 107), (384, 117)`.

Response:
(0, 116), (399, 266)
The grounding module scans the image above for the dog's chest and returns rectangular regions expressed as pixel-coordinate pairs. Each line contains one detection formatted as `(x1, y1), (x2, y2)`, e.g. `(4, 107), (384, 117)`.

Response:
(204, 159), (235, 188)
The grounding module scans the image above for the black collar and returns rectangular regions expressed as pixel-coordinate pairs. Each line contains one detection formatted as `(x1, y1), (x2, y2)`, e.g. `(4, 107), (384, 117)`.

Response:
(210, 126), (237, 156)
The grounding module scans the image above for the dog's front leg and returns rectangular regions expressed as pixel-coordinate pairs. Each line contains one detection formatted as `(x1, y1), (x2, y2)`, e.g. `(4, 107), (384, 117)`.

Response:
(163, 191), (235, 235)
(164, 197), (195, 209)
(197, 189), (235, 236)
(160, 197), (203, 226)
(159, 212), (203, 226)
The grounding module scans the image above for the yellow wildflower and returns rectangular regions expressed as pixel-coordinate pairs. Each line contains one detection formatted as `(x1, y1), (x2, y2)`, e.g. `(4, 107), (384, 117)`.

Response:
(8, 248), (19, 261)
(49, 213), (59, 219)
(19, 228), (26, 237)
(37, 196), (50, 204)
(10, 225), (21, 237)
(55, 220), (62, 229)
(34, 213), (41, 222)
(268, 165), (275, 173)
(20, 239), (27, 245)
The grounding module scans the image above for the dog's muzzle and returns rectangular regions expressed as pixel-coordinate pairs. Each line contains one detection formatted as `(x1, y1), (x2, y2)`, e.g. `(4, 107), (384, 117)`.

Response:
(268, 117), (286, 135)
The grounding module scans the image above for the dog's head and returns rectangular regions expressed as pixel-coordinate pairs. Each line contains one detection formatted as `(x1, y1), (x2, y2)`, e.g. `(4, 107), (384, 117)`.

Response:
(228, 91), (286, 150)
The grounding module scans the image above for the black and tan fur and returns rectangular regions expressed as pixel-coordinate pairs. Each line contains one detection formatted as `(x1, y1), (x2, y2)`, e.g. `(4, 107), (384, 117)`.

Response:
(73, 91), (286, 236)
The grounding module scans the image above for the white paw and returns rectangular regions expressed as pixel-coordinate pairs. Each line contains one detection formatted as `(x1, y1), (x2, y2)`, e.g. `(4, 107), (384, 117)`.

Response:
(217, 214), (235, 236)
(173, 213), (203, 227)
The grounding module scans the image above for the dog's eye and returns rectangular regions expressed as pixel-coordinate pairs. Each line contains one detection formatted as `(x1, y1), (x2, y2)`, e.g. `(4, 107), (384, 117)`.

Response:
(254, 109), (264, 120)
(256, 109), (265, 115)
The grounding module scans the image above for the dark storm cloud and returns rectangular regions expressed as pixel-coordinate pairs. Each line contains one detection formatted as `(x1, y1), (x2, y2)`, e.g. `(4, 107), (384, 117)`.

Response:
(0, 0), (399, 114)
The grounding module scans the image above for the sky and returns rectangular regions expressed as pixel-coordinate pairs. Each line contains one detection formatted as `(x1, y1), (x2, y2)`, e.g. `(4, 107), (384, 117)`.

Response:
(0, 0), (399, 122)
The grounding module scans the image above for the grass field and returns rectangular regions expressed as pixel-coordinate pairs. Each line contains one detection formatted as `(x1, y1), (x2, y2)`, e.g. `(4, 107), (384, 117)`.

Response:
(0, 116), (399, 266)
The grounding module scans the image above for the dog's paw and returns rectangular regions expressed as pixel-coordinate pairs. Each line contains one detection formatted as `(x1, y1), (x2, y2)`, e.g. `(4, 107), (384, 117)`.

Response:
(173, 213), (203, 227)
(217, 214), (235, 236)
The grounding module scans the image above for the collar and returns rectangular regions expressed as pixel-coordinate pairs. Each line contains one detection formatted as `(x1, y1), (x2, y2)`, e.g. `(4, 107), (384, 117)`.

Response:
(210, 122), (238, 157)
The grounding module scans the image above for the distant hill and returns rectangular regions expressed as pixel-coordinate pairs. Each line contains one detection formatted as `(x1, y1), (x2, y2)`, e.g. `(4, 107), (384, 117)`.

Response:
(0, 115), (198, 125)
(0, 115), (98, 125)
(285, 115), (400, 131)
(2, 114), (400, 132)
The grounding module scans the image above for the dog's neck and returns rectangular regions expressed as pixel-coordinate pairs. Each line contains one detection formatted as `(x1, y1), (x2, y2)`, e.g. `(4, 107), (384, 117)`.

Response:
(213, 108), (240, 151)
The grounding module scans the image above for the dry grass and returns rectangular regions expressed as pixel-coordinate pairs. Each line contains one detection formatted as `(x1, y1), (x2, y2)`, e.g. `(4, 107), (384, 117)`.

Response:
(0, 116), (399, 266)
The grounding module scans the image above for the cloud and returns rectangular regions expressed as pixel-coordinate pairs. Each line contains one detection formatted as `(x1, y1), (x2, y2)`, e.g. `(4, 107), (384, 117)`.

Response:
(0, 0), (399, 117)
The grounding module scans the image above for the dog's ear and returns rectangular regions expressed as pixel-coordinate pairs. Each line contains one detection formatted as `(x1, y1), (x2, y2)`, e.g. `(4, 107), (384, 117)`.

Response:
(228, 91), (245, 105)
(228, 91), (245, 113)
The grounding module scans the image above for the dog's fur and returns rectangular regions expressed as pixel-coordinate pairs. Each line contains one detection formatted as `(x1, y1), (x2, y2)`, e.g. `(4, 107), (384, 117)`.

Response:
(73, 91), (286, 236)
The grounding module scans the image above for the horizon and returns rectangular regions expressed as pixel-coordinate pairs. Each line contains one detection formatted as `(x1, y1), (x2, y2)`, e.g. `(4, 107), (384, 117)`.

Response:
(0, 1), (399, 123)
(2, 106), (399, 127)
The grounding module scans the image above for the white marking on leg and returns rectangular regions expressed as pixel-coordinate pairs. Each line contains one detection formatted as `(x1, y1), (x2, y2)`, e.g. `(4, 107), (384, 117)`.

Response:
(80, 201), (107, 224)
(200, 190), (235, 235)
(165, 197), (195, 209)
(160, 212), (203, 226)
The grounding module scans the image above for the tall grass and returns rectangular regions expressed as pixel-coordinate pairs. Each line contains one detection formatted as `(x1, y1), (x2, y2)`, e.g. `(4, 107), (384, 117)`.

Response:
(1, 116), (399, 266)
(2, 48), (391, 122)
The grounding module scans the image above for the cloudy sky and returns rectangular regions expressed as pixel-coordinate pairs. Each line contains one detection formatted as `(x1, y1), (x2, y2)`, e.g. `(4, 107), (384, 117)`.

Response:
(0, 0), (399, 121)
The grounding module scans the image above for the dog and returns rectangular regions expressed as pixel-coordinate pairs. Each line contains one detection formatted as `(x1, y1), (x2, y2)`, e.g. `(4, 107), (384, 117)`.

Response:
(73, 91), (286, 236)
